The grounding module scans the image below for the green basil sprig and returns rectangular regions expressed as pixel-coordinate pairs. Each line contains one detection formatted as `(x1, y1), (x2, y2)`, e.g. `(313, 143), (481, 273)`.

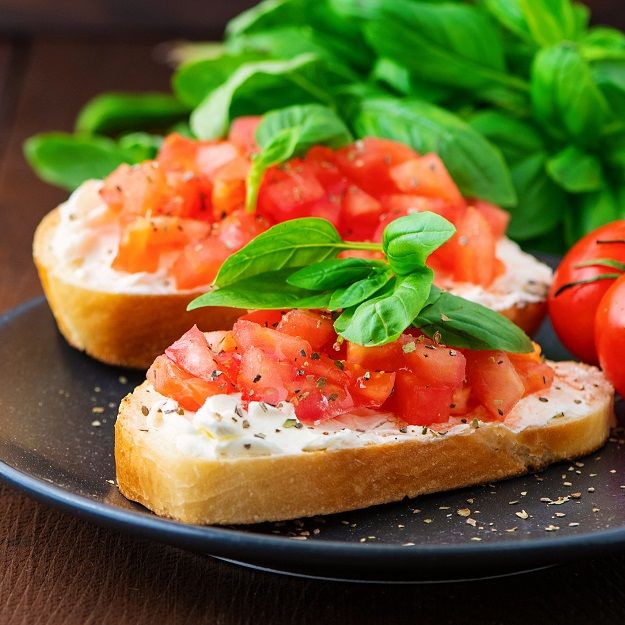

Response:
(189, 212), (533, 352)
(246, 103), (352, 211)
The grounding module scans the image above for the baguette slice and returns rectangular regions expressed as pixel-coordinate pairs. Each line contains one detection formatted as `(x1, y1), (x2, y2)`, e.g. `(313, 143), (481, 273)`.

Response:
(33, 208), (243, 368)
(115, 362), (614, 525)
(34, 205), (547, 368)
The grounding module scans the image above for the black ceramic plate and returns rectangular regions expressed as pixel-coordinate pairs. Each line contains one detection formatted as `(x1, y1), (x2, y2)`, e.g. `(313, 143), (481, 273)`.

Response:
(2, 298), (625, 583)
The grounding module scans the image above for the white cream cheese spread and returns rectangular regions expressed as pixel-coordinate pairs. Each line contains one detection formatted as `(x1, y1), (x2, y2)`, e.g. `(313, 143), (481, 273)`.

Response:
(136, 362), (610, 460)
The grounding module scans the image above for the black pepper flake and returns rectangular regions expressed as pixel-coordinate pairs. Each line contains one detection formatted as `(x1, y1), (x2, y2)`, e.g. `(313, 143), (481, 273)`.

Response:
(242, 419), (250, 429)
(328, 393), (339, 401)
(300, 349), (307, 357)
(211, 369), (223, 379)
(141, 405), (149, 416)
(311, 352), (321, 360)
(253, 374), (262, 383)
(244, 443), (251, 450)
(421, 426), (428, 435)
(255, 433), (266, 439)
(334, 360), (345, 370)
(399, 426), (408, 433)
(497, 408), (504, 416)
(539, 397), (549, 403)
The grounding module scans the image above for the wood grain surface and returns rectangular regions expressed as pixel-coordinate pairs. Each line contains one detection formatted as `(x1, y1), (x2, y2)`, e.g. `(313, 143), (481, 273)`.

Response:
(3, 29), (625, 625)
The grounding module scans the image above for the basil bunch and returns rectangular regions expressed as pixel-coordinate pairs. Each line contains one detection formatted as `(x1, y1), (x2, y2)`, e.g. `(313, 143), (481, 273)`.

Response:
(24, 0), (625, 252)
(189, 212), (533, 352)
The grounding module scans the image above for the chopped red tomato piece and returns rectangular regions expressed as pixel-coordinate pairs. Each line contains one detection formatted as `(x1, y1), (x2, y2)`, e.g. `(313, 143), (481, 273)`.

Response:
(228, 116), (261, 155)
(100, 162), (167, 215)
(147, 354), (233, 411)
(390, 371), (454, 425)
(276, 310), (336, 351)
(233, 319), (312, 362)
(237, 346), (292, 405)
(238, 310), (284, 328)
(170, 235), (231, 289)
(472, 200), (509, 239)
(334, 138), (416, 196)
(196, 142), (241, 179)
(464, 351), (525, 417)
(389, 154), (465, 208)
(156, 133), (200, 172)
(165, 325), (218, 380)
(211, 156), (249, 219)
(346, 341), (403, 372)
(217, 209), (271, 250)
(350, 367), (396, 408)
(340, 186), (383, 239)
(400, 336), (466, 388)
(292, 384), (354, 424)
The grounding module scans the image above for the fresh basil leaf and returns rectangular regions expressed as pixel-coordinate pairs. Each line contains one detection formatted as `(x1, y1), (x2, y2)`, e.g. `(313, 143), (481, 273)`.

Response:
(363, 1), (526, 97)
(481, 0), (532, 44)
(414, 287), (533, 353)
(507, 153), (567, 240)
(173, 52), (267, 107)
(287, 257), (382, 290)
(340, 270), (433, 346)
(352, 97), (516, 206)
(371, 58), (449, 103)
(592, 59), (625, 116)
(519, 0), (578, 47)
(23, 133), (133, 191)
(581, 27), (625, 61)
(214, 217), (343, 287)
(469, 110), (545, 164)
(188, 270), (331, 311)
(333, 305), (356, 333)
(328, 269), (394, 310)
(564, 187), (619, 246)
(190, 54), (339, 139)
(546, 146), (603, 193)
(531, 43), (610, 145)
(382, 212), (455, 275)
(117, 132), (163, 162)
(75, 93), (188, 135)
(246, 104), (352, 210)
(227, 28), (360, 81)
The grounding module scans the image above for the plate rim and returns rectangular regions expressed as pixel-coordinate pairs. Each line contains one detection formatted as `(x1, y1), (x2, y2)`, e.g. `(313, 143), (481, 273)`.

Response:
(3, 298), (625, 570)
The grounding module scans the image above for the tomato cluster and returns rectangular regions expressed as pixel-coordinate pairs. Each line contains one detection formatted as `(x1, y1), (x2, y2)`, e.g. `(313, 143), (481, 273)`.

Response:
(99, 118), (509, 290)
(147, 310), (553, 426)
(548, 222), (625, 396)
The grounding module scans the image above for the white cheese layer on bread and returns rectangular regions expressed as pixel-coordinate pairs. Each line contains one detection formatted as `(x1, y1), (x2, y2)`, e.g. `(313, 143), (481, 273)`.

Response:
(134, 361), (611, 460)
(50, 180), (551, 307)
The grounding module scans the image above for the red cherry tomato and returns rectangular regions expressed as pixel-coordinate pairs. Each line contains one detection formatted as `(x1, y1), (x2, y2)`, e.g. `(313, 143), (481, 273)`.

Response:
(595, 275), (625, 396)
(548, 221), (625, 364)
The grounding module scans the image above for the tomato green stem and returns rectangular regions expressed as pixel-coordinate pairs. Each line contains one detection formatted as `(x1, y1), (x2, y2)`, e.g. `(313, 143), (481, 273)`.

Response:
(554, 273), (622, 297)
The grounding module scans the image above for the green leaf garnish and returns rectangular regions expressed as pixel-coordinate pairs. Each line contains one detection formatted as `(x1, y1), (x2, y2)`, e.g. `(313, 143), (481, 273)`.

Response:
(245, 104), (352, 211)
(189, 212), (533, 352)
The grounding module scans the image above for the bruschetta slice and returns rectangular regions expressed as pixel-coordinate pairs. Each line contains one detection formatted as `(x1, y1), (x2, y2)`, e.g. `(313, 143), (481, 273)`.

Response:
(115, 313), (613, 525)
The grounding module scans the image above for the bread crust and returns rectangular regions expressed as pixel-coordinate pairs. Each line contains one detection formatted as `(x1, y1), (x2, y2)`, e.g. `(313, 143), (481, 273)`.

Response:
(33, 209), (243, 368)
(34, 206), (547, 367)
(115, 364), (614, 525)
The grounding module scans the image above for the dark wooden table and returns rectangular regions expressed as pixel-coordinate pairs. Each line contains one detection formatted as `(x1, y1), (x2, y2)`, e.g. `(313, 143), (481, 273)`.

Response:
(3, 34), (625, 625)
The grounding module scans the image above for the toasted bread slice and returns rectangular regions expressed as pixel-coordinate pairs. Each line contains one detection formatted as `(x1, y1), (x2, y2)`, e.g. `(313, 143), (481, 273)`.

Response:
(34, 206), (548, 368)
(115, 362), (613, 525)
(33, 208), (243, 368)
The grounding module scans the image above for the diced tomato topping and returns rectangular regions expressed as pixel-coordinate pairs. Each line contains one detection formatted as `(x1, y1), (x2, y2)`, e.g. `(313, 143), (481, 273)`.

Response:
(350, 367), (396, 408)
(237, 346), (291, 405)
(149, 312), (554, 426)
(147, 354), (233, 411)
(228, 116), (261, 155)
(389, 154), (465, 208)
(238, 309), (284, 328)
(399, 336), (466, 388)
(165, 325), (217, 379)
(100, 126), (507, 290)
(346, 341), (403, 371)
(277, 310), (336, 351)
(472, 200), (510, 240)
(170, 235), (231, 289)
(334, 137), (416, 196)
(464, 351), (525, 417)
(439, 206), (498, 287)
(390, 371), (454, 425)
(233, 319), (312, 362)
